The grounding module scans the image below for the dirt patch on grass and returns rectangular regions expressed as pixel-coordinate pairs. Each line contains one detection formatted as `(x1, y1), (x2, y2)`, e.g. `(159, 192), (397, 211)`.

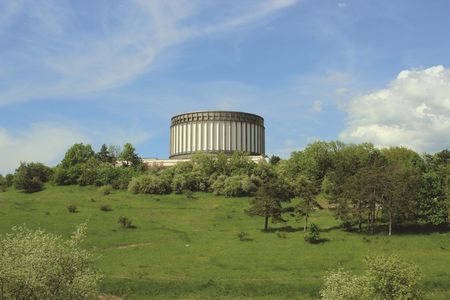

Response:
(98, 294), (121, 300)
(115, 242), (153, 249)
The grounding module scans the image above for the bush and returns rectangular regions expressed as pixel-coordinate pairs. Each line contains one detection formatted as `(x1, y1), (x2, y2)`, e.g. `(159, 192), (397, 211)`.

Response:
(320, 256), (422, 300)
(0, 224), (102, 299)
(237, 231), (252, 241)
(100, 205), (112, 212)
(128, 174), (171, 194)
(277, 232), (287, 239)
(4, 174), (14, 187)
(14, 162), (52, 193)
(52, 167), (70, 185)
(365, 255), (422, 300)
(183, 189), (195, 199)
(304, 223), (321, 243)
(172, 172), (198, 194)
(0, 175), (6, 192)
(320, 269), (371, 300)
(212, 174), (258, 197)
(67, 205), (78, 213)
(118, 216), (135, 229)
(99, 185), (113, 195)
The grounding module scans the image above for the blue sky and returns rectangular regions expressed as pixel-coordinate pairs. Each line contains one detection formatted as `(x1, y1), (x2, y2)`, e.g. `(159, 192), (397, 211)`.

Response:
(1, 0), (450, 174)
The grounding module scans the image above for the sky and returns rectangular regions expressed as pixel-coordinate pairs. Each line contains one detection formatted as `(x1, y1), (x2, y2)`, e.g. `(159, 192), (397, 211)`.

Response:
(1, 0), (450, 174)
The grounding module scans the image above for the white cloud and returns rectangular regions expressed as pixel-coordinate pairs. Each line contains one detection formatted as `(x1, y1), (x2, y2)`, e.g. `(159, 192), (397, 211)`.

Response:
(0, 0), (297, 106)
(0, 123), (87, 174)
(340, 65), (450, 153)
(0, 121), (152, 174)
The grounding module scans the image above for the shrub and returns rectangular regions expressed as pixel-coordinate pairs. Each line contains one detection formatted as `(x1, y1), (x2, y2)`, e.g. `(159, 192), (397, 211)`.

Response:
(14, 162), (52, 193)
(183, 189), (195, 199)
(304, 223), (321, 243)
(320, 269), (371, 300)
(365, 255), (422, 300)
(100, 205), (112, 212)
(110, 167), (138, 190)
(51, 167), (65, 185)
(211, 175), (226, 195)
(172, 172), (198, 194)
(320, 256), (422, 300)
(5, 174), (14, 187)
(0, 224), (102, 299)
(277, 232), (287, 239)
(212, 174), (258, 197)
(99, 185), (113, 195)
(0, 175), (6, 192)
(67, 204), (78, 213)
(237, 231), (252, 241)
(128, 174), (171, 194)
(118, 216), (135, 229)
(93, 163), (116, 186)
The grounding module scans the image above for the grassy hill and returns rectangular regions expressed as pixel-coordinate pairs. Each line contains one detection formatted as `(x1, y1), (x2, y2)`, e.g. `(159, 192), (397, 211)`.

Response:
(0, 186), (449, 299)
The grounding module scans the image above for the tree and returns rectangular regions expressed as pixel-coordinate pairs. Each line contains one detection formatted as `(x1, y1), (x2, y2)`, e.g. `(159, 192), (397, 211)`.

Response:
(304, 223), (321, 243)
(269, 155), (281, 165)
(338, 162), (415, 235)
(14, 162), (52, 193)
(417, 171), (448, 225)
(0, 224), (102, 299)
(246, 181), (289, 231)
(5, 174), (14, 187)
(0, 175), (6, 192)
(294, 176), (319, 232)
(119, 143), (142, 168)
(61, 143), (95, 168)
(96, 144), (114, 163)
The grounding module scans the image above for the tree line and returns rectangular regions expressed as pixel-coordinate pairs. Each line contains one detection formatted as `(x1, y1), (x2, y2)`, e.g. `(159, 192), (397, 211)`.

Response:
(1, 140), (448, 235)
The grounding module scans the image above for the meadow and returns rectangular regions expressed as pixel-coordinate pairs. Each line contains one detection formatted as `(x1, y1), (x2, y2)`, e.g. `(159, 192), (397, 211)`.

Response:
(0, 185), (449, 299)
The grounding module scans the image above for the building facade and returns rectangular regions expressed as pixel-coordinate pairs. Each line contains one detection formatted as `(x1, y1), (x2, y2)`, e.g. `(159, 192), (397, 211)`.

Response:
(169, 111), (265, 159)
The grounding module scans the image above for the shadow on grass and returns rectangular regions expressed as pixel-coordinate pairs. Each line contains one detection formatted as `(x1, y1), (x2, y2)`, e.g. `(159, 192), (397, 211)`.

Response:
(264, 226), (302, 233)
(306, 238), (329, 244)
(323, 223), (450, 235)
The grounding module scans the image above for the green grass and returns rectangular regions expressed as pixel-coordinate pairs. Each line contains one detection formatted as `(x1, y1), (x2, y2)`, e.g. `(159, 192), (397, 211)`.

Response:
(1, 185), (449, 299)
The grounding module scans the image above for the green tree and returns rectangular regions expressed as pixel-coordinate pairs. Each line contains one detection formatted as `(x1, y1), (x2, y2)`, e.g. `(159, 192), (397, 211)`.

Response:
(246, 181), (290, 231)
(338, 161), (415, 235)
(61, 143), (95, 168)
(269, 155), (281, 165)
(304, 223), (321, 243)
(5, 174), (14, 187)
(14, 162), (52, 193)
(294, 175), (319, 232)
(228, 151), (255, 175)
(0, 175), (6, 192)
(0, 224), (102, 299)
(95, 144), (114, 163)
(119, 143), (142, 168)
(417, 171), (448, 225)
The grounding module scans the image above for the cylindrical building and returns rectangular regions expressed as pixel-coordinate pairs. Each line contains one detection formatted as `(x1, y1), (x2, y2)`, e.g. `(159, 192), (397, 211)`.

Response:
(170, 111), (265, 159)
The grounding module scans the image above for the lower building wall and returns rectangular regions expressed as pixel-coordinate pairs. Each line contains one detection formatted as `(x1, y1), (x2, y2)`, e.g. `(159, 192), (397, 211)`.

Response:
(143, 155), (266, 169)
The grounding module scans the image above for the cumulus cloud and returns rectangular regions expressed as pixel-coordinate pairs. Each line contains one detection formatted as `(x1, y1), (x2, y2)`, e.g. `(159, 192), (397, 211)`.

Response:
(0, 0), (297, 106)
(340, 65), (450, 153)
